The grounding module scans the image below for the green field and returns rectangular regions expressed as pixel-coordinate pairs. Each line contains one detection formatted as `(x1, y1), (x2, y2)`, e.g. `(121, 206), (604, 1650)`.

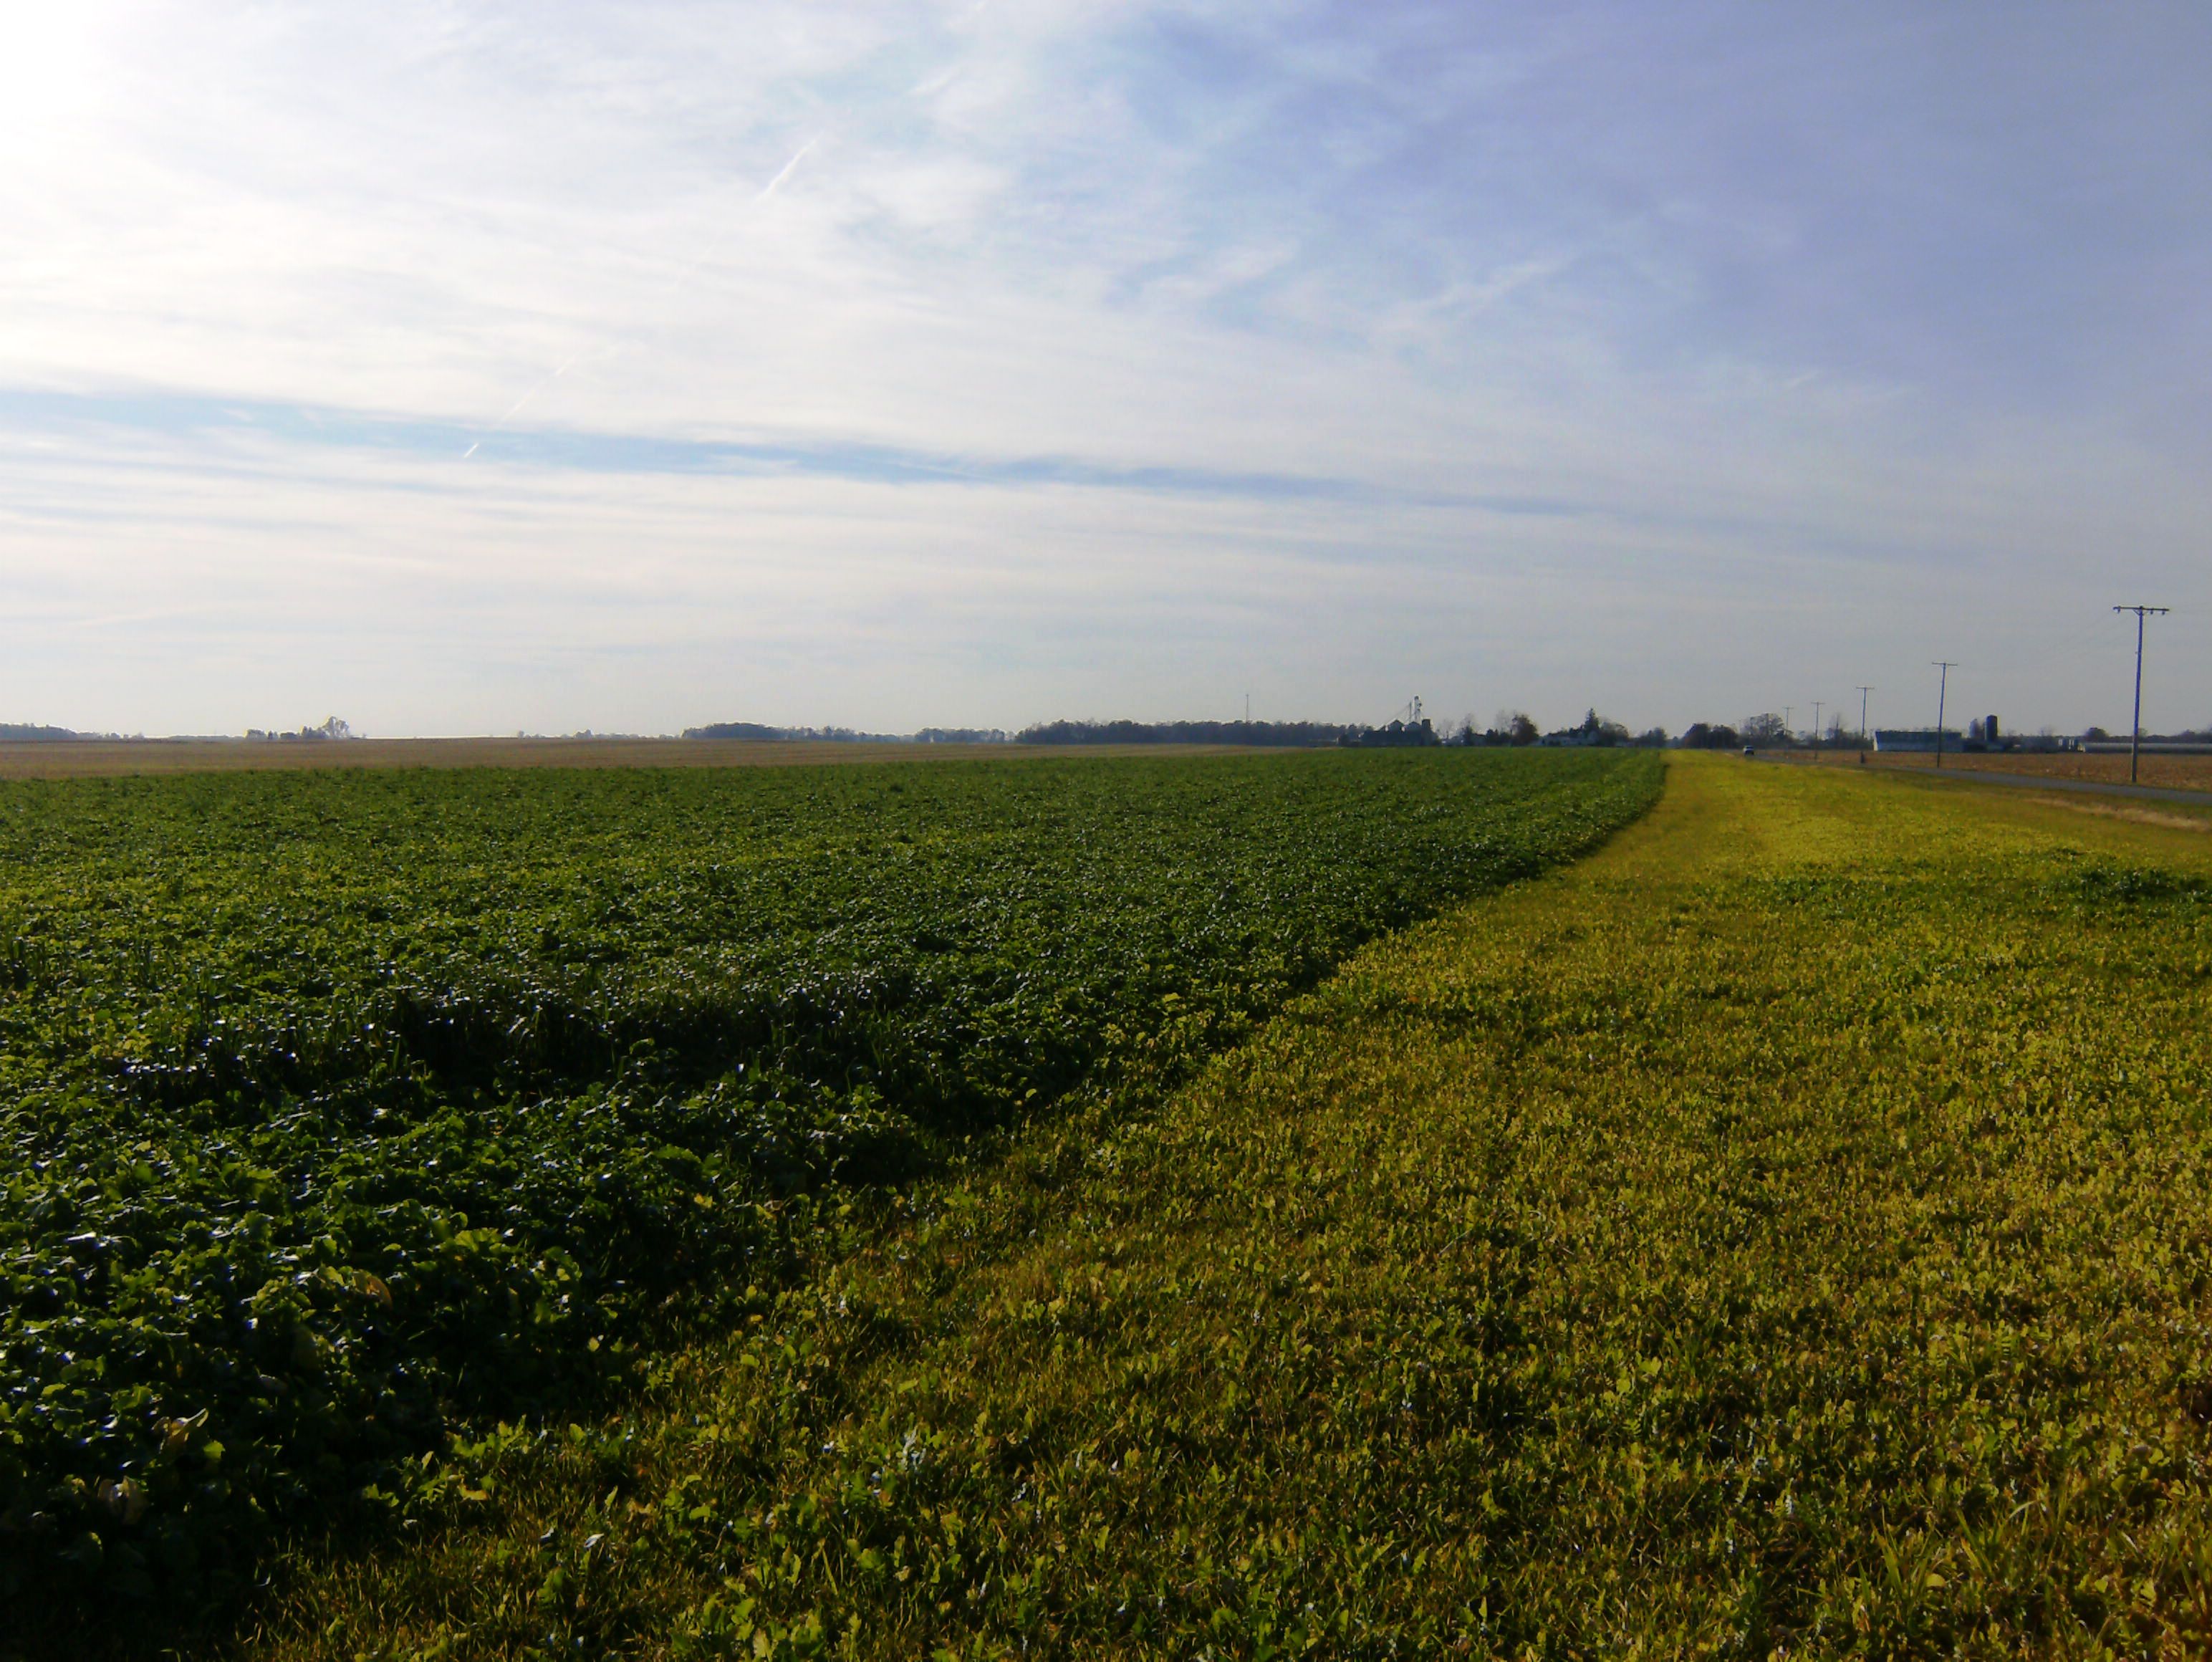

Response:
(223, 757), (2212, 1661)
(0, 749), (1656, 1635)
(15, 753), (2212, 1658)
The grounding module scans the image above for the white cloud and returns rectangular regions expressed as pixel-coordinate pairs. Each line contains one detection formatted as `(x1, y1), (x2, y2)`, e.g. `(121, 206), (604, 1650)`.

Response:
(3, 1), (2210, 735)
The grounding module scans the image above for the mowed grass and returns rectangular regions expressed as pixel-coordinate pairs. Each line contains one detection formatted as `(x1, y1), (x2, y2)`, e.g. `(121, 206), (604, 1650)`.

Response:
(221, 756), (2212, 1659)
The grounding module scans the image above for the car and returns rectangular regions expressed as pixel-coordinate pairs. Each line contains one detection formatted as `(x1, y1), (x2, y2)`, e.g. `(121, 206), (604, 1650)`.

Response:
(1743, 746), (1756, 757)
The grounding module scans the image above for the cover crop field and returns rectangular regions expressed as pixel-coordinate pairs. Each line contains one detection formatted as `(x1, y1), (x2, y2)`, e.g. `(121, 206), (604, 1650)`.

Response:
(0, 748), (1658, 1630)
(231, 756), (2212, 1660)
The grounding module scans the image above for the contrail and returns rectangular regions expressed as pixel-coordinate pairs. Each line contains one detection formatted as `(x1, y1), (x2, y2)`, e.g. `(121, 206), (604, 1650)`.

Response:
(463, 136), (821, 459)
(494, 353), (582, 426)
(462, 353), (582, 459)
(756, 138), (816, 201)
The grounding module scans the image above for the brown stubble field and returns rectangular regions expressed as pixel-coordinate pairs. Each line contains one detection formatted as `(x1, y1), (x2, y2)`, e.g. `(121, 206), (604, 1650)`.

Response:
(0, 739), (1247, 779)
(1830, 749), (2212, 791)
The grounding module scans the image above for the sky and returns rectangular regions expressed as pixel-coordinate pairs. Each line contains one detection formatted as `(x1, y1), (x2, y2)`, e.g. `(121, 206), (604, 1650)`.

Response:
(4, 1), (2208, 739)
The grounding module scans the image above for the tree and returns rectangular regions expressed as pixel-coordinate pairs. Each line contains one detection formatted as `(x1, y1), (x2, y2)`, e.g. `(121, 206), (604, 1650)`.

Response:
(1582, 708), (1632, 745)
(1741, 712), (1789, 745)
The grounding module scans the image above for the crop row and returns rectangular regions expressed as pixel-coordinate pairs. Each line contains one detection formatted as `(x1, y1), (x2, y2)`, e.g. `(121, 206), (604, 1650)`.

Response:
(0, 748), (1658, 1607)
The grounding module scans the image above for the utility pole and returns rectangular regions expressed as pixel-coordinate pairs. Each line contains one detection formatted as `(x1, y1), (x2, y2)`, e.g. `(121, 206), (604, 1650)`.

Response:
(1930, 663), (1957, 769)
(2112, 605), (2169, 784)
(1811, 700), (1824, 751)
(1857, 686), (1873, 758)
(1784, 705), (1793, 745)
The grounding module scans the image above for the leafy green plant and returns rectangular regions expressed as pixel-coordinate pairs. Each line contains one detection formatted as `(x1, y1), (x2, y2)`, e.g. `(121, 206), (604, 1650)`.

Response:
(0, 749), (1656, 1611)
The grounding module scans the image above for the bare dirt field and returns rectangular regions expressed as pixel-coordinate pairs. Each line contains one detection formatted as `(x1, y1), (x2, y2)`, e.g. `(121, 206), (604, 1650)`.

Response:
(0, 738), (1246, 780)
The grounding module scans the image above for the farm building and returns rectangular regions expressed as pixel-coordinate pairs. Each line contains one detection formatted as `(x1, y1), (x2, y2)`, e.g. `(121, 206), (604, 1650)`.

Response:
(1872, 729), (1963, 753)
(1342, 717), (1439, 748)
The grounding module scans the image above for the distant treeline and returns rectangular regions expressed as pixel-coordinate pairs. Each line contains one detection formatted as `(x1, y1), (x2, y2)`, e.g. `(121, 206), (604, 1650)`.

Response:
(1016, 719), (1357, 747)
(2, 721), (349, 744)
(685, 721), (798, 741)
(244, 718), (358, 743)
(683, 722), (1011, 744)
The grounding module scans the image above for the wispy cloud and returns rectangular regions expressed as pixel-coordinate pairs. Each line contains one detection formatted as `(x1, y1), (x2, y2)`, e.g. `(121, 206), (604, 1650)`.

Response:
(3, 1), (2210, 735)
(0, 386), (1601, 511)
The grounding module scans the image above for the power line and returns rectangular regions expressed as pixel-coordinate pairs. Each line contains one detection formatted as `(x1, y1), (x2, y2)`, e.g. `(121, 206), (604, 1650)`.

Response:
(2112, 605), (2170, 784)
(1930, 663), (1958, 769)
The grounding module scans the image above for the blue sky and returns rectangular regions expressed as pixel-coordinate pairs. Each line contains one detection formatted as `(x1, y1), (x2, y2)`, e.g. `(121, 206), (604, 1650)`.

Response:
(3, 1), (2208, 736)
